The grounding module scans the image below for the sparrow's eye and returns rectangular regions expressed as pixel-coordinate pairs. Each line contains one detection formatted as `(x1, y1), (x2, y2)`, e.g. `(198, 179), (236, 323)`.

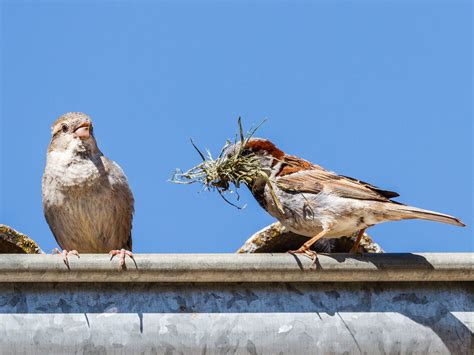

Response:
(241, 149), (252, 157)
(61, 124), (69, 133)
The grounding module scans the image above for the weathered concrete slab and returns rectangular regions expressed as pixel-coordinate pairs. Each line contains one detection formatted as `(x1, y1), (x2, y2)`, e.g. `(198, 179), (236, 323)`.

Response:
(0, 224), (42, 254)
(238, 221), (383, 254)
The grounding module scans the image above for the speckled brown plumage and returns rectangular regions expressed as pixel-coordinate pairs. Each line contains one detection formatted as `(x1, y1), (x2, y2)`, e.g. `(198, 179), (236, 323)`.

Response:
(42, 113), (134, 257)
(228, 137), (465, 264)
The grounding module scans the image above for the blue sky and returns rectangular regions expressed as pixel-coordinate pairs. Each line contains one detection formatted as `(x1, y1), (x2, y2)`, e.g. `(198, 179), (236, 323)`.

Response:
(1, 1), (472, 253)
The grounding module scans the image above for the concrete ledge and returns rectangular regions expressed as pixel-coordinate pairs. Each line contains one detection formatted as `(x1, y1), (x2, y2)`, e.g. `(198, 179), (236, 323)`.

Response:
(0, 253), (472, 282)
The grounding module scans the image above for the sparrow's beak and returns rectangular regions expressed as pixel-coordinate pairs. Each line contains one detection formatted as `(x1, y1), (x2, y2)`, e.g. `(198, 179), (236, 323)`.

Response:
(73, 121), (91, 140)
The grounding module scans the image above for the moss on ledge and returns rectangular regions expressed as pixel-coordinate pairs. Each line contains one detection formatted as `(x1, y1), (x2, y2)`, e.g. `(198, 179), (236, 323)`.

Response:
(0, 224), (42, 254)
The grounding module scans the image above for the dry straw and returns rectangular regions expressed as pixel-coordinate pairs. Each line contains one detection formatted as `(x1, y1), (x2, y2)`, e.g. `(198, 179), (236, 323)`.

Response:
(171, 118), (284, 213)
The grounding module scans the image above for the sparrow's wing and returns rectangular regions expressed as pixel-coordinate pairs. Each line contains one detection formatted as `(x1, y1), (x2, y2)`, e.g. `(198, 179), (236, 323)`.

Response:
(338, 175), (400, 199)
(44, 207), (69, 249)
(276, 167), (399, 202)
(103, 157), (135, 251)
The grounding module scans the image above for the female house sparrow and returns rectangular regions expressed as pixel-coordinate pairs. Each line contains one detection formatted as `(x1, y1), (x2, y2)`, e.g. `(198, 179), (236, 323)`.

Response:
(42, 112), (134, 268)
(225, 138), (465, 262)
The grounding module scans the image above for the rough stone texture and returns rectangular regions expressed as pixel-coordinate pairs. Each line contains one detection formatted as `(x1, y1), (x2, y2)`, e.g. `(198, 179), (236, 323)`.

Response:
(0, 224), (42, 254)
(237, 222), (384, 254)
(0, 281), (472, 354)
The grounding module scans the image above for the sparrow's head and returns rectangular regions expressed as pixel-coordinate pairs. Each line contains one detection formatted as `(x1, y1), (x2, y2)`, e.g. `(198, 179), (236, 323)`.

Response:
(48, 112), (100, 156)
(224, 138), (285, 173)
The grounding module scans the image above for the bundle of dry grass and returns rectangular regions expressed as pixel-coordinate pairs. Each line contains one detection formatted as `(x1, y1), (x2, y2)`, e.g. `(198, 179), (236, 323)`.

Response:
(171, 118), (283, 211)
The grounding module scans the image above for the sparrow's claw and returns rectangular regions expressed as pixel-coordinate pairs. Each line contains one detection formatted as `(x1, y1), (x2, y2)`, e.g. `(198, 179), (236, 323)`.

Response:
(349, 245), (363, 255)
(288, 247), (318, 269)
(52, 248), (80, 268)
(350, 228), (366, 255)
(109, 249), (134, 270)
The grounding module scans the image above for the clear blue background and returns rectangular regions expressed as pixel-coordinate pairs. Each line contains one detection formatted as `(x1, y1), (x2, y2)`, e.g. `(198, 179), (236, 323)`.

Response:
(1, 1), (472, 253)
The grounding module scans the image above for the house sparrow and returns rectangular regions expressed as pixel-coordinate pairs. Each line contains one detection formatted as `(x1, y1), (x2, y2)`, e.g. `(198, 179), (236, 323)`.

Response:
(42, 112), (134, 268)
(225, 138), (465, 263)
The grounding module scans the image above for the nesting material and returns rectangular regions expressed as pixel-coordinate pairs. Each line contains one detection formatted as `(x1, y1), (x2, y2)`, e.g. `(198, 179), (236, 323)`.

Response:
(171, 118), (284, 211)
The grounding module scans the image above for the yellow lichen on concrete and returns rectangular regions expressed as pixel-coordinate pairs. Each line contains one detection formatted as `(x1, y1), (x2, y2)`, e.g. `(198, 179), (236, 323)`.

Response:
(0, 224), (42, 254)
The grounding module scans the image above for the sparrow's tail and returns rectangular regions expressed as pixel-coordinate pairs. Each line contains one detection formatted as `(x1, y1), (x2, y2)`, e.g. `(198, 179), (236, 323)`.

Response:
(388, 203), (465, 227)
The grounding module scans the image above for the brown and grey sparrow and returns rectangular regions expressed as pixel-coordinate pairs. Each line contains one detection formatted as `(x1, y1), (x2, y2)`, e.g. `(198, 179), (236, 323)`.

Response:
(225, 138), (465, 263)
(42, 112), (134, 268)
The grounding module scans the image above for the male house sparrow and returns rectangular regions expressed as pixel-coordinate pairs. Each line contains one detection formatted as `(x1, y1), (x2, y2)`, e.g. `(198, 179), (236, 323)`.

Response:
(225, 138), (464, 262)
(42, 112), (134, 268)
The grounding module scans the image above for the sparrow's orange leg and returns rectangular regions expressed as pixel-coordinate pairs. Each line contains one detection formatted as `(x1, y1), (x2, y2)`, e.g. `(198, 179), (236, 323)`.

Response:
(109, 249), (134, 270)
(52, 248), (80, 268)
(288, 230), (328, 268)
(350, 228), (366, 254)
